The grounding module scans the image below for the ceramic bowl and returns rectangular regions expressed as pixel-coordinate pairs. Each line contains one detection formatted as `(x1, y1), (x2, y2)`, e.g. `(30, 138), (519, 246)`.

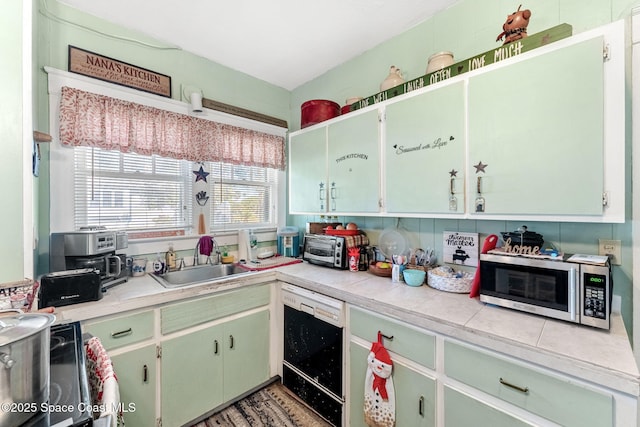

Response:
(403, 268), (426, 286)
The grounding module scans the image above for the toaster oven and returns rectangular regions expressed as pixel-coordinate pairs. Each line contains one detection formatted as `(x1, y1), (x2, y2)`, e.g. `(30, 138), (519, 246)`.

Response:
(302, 234), (348, 269)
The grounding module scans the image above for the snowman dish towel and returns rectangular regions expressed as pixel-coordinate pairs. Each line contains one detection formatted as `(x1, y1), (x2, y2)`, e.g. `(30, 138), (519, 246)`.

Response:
(364, 331), (396, 427)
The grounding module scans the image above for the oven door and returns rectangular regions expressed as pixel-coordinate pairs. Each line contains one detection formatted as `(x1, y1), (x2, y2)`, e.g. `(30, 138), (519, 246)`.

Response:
(479, 254), (579, 323)
(48, 322), (93, 427)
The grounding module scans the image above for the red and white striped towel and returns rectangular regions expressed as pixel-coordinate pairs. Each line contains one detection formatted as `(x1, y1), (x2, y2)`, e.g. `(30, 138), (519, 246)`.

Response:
(85, 336), (125, 427)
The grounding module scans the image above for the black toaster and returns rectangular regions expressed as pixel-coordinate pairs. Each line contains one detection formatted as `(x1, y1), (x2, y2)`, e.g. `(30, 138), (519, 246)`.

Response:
(39, 268), (102, 308)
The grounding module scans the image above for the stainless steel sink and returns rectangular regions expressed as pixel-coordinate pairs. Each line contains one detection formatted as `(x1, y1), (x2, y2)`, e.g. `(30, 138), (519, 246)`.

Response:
(149, 263), (251, 288)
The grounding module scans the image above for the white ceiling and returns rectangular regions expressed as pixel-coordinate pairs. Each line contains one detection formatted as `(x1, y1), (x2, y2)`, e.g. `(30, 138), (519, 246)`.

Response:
(57, 0), (460, 91)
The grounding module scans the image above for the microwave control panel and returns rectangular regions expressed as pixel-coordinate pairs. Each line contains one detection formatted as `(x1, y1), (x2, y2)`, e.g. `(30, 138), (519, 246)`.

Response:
(583, 272), (608, 319)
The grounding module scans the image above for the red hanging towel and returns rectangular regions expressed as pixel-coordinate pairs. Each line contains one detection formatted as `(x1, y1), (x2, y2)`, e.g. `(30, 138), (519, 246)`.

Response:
(198, 236), (213, 256)
(364, 331), (395, 427)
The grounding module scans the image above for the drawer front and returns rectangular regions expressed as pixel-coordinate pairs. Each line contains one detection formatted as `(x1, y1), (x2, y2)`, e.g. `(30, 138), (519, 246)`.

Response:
(84, 310), (154, 351)
(161, 284), (271, 334)
(350, 307), (435, 369)
(444, 386), (534, 427)
(444, 340), (613, 427)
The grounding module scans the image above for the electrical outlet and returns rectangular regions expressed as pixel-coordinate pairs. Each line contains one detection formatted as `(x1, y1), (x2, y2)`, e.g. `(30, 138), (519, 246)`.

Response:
(598, 239), (621, 265)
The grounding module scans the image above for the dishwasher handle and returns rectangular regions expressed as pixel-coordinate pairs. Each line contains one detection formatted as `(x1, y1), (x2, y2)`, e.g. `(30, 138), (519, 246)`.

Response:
(300, 303), (314, 316)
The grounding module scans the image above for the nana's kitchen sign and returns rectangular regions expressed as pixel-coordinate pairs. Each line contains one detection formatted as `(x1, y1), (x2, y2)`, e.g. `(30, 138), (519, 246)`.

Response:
(68, 46), (172, 97)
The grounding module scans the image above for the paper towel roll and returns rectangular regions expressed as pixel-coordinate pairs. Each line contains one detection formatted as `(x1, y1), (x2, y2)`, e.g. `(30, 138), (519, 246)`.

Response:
(238, 229), (250, 261)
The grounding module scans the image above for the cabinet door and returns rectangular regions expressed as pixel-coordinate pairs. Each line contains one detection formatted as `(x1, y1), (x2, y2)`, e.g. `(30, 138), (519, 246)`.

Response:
(467, 36), (604, 216)
(111, 345), (157, 427)
(223, 310), (270, 401)
(349, 342), (371, 427)
(289, 127), (327, 213)
(393, 362), (436, 427)
(161, 323), (224, 427)
(350, 342), (435, 427)
(444, 386), (534, 427)
(327, 110), (381, 213)
(385, 82), (466, 214)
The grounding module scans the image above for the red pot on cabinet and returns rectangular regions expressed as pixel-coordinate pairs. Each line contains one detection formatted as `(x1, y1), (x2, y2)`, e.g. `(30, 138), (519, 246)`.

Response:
(300, 100), (340, 128)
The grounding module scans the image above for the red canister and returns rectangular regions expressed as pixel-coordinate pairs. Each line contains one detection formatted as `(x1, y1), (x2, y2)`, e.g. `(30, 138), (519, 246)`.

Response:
(300, 100), (340, 128)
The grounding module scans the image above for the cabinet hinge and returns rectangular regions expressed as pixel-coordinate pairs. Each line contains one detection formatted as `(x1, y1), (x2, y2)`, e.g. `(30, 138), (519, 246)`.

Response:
(602, 192), (609, 207)
(378, 111), (385, 122)
(156, 418), (162, 427)
(603, 43), (610, 61)
(156, 345), (162, 359)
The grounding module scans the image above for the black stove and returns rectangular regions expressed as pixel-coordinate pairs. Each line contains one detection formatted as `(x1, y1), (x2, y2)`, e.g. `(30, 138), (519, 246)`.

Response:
(21, 322), (93, 427)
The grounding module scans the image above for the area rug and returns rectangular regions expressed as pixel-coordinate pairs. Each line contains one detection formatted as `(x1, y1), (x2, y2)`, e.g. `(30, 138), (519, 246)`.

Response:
(190, 382), (332, 427)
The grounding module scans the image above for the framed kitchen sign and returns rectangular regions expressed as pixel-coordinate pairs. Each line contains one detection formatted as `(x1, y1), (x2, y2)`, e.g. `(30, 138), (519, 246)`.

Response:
(68, 46), (172, 98)
(443, 231), (479, 266)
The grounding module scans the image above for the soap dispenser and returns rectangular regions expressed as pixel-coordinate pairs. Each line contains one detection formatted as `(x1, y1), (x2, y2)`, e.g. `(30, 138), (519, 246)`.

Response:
(165, 244), (176, 271)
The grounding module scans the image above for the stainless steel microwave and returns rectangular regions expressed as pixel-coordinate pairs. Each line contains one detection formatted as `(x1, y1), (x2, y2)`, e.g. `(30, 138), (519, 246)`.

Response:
(479, 253), (612, 329)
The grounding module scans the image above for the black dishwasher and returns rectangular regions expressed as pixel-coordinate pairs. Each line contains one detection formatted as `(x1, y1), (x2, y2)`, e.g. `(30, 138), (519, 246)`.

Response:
(282, 285), (345, 427)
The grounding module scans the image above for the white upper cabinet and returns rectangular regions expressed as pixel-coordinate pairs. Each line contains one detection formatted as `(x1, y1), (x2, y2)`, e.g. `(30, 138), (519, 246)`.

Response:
(289, 109), (381, 215)
(326, 109), (381, 214)
(288, 20), (625, 223)
(384, 81), (466, 215)
(289, 126), (327, 214)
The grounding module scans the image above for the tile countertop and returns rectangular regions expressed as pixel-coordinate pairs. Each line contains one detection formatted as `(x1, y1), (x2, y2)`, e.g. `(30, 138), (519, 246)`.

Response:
(54, 261), (640, 397)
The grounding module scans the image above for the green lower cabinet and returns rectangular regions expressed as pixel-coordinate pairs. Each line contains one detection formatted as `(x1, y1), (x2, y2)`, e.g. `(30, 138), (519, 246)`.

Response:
(161, 310), (270, 427)
(161, 323), (224, 427)
(444, 386), (533, 427)
(111, 344), (157, 427)
(444, 340), (613, 427)
(222, 310), (270, 401)
(350, 342), (435, 427)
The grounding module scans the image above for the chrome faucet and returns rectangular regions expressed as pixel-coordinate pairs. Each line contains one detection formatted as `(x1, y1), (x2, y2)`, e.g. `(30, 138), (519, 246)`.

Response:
(194, 236), (222, 266)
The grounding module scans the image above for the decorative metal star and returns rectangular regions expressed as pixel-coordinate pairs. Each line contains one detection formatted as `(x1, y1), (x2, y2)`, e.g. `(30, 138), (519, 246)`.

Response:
(192, 165), (210, 183)
(474, 161), (488, 173)
(449, 169), (458, 177)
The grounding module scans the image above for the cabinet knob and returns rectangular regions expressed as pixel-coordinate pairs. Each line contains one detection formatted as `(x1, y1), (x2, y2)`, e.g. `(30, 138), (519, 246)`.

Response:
(229, 335), (235, 349)
(214, 340), (219, 355)
(143, 364), (148, 383)
(418, 395), (425, 417)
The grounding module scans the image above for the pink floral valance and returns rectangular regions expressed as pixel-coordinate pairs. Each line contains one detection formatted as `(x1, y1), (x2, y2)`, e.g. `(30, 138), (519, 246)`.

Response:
(58, 86), (286, 170)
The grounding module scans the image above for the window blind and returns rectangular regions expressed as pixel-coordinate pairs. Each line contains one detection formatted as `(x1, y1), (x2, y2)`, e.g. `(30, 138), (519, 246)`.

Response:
(74, 147), (193, 231)
(208, 163), (277, 229)
(73, 147), (278, 232)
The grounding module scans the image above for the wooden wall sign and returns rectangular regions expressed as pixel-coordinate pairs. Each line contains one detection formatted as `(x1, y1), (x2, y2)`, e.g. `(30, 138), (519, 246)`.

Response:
(68, 46), (172, 98)
(352, 23), (572, 112)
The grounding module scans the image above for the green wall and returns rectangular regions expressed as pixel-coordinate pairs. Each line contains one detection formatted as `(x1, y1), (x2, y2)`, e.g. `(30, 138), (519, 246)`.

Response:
(288, 0), (639, 340)
(0, 0), (26, 282)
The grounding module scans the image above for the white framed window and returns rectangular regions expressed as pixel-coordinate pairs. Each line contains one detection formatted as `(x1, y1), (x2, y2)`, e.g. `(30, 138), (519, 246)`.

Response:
(72, 147), (278, 233)
(73, 147), (193, 231)
(208, 162), (278, 230)
(46, 67), (287, 235)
